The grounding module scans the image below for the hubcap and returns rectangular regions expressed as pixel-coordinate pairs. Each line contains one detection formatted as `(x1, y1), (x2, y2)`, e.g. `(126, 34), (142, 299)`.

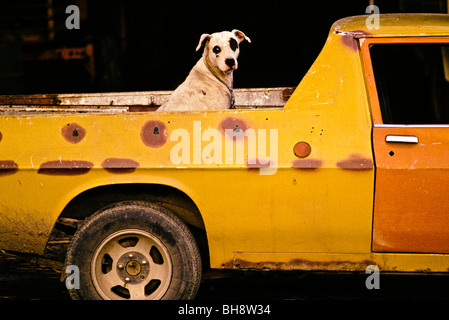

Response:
(126, 260), (141, 276)
(91, 229), (172, 300)
(116, 251), (148, 284)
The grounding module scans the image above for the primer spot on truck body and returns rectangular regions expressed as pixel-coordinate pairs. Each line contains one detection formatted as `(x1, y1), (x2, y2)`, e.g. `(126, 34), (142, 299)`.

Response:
(0, 160), (19, 176)
(140, 120), (167, 147)
(61, 123), (86, 144)
(336, 154), (373, 170)
(218, 117), (249, 139)
(292, 159), (322, 169)
(336, 30), (373, 51)
(102, 158), (139, 174)
(38, 160), (93, 175)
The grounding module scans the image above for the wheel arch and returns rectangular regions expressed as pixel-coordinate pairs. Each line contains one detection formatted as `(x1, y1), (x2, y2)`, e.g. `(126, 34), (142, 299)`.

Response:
(50, 183), (210, 267)
(60, 183), (205, 228)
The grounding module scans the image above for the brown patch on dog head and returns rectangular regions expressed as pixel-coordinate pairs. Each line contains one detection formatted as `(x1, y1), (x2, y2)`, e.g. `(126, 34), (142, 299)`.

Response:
(38, 160), (93, 176)
(102, 158), (139, 174)
(61, 123), (86, 144)
(140, 120), (168, 148)
(0, 160), (18, 176)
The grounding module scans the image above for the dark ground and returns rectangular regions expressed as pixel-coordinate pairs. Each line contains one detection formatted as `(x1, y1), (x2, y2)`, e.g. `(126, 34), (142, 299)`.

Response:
(0, 228), (448, 302)
(1, 248), (449, 302)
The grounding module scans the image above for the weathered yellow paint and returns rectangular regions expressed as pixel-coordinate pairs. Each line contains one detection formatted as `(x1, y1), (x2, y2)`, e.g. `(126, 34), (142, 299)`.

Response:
(1, 14), (449, 273)
(331, 13), (449, 38)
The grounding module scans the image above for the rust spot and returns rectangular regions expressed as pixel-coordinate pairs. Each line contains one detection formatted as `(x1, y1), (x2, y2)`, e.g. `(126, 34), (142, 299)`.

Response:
(292, 159), (322, 169)
(0, 160), (18, 176)
(218, 117), (249, 140)
(337, 30), (373, 52)
(102, 158), (139, 174)
(61, 123), (86, 144)
(281, 87), (295, 101)
(128, 105), (158, 112)
(222, 258), (377, 271)
(38, 160), (93, 176)
(140, 120), (167, 148)
(341, 34), (358, 51)
(0, 94), (61, 105)
(0, 132), (2, 142)
(336, 154), (373, 170)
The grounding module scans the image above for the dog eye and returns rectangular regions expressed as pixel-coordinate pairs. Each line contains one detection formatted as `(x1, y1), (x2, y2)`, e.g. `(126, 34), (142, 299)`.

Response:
(213, 46), (221, 54)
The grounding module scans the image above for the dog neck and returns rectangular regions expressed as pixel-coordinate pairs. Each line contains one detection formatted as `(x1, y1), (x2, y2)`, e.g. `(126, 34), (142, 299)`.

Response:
(201, 56), (235, 109)
(202, 55), (233, 89)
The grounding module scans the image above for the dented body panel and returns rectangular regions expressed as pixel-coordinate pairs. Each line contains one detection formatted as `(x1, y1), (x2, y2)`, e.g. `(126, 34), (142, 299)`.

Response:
(2, 14), (449, 273)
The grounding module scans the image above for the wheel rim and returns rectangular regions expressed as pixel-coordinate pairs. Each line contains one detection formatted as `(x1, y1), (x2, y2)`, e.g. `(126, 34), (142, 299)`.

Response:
(91, 229), (172, 300)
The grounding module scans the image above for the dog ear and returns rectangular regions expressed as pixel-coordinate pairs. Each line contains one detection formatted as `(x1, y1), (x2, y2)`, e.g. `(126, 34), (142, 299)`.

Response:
(232, 29), (251, 44)
(196, 34), (211, 51)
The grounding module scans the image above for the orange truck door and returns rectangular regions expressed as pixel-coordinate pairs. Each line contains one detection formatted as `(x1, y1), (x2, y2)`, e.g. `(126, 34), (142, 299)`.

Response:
(362, 38), (449, 253)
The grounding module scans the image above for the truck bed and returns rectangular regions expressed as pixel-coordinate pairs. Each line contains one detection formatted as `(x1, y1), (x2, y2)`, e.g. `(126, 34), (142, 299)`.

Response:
(0, 87), (294, 115)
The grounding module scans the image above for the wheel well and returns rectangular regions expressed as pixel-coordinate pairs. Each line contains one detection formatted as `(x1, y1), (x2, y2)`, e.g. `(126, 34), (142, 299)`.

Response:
(50, 184), (210, 267)
(61, 184), (205, 229)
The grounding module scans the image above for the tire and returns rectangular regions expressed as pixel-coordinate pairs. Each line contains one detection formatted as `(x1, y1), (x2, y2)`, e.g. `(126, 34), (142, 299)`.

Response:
(65, 201), (202, 300)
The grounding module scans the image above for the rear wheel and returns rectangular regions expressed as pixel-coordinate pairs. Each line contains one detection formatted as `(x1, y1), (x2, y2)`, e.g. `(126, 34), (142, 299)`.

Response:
(65, 201), (202, 300)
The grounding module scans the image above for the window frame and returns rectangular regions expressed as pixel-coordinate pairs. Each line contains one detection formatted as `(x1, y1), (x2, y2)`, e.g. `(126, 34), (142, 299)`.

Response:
(360, 37), (449, 125)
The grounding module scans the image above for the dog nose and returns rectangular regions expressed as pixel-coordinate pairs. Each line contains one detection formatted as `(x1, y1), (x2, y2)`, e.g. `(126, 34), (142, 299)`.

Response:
(225, 58), (236, 69)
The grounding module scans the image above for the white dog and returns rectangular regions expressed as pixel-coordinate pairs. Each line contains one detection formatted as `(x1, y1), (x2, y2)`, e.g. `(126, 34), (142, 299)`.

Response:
(157, 29), (251, 112)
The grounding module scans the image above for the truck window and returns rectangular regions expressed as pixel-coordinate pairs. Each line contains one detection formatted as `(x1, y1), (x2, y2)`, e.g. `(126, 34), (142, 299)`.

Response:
(370, 43), (449, 124)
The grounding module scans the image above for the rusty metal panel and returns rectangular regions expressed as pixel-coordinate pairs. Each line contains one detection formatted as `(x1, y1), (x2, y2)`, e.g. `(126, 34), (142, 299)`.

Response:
(0, 106), (129, 115)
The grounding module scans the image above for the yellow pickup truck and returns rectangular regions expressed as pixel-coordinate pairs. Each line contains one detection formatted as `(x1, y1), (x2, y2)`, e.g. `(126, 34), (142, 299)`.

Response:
(1, 13), (449, 300)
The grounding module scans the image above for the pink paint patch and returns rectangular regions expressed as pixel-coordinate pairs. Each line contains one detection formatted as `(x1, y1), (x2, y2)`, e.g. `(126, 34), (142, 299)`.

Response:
(61, 123), (86, 144)
(0, 160), (18, 176)
(140, 120), (168, 148)
(292, 159), (322, 170)
(102, 158), (139, 174)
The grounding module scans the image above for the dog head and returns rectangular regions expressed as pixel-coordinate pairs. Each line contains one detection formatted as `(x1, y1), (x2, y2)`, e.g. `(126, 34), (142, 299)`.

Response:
(196, 29), (251, 74)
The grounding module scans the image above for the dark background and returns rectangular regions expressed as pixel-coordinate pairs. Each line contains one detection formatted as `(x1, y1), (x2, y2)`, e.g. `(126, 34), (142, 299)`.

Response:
(1, 0), (449, 303)
(0, 0), (447, 95)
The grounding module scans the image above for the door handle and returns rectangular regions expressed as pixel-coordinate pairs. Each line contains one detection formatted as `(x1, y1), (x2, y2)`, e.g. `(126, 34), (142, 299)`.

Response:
(385, 135), (419, 144)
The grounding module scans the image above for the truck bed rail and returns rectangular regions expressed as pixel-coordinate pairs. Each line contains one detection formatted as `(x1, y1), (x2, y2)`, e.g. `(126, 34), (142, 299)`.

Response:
(0, 87), (294, 114)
